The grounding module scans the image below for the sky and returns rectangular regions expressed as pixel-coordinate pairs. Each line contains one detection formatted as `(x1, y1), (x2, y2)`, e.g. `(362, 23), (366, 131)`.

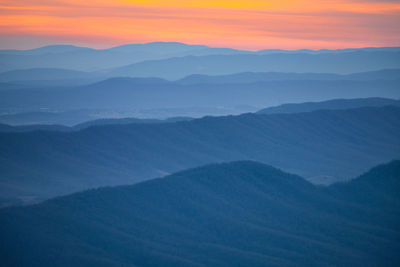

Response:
(0, 0), (399, 50)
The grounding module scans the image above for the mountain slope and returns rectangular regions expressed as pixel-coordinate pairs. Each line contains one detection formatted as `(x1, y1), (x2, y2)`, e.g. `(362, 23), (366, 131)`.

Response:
(328, 160), (400, 209)
(0, 123), (71, 132)
(0, 97), (396, 129)
(0, 68), (93, 82)
(0, 42), (249, 72)
(110, 51), (400, 80)
(3, 43), (398, 73)
(0, 117), (194, 132)
(0, 68), (102, 87)
(1, 161), (399, 266)
(257, 97), (400, 114)
(0, 106), (399, 206)
(1, 77), (399, 111)
(178, 69), (400, 85)
(2, 67), (398, 89)
(0, 110), (97, 126)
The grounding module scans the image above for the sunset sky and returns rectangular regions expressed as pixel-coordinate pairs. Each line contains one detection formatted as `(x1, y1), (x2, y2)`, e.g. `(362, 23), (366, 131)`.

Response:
(0, 0), (399, 50)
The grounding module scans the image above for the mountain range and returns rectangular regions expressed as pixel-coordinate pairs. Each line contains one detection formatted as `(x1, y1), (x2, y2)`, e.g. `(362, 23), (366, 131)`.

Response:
(2, 68), (400, 89)
(0, 74), (399, 114)
(1, 43), (399, 74)
(1, 41), (400, 266)
(0, 68), (102, 87)
(0, 117), (193, 132)
(0, 42), (247, 72)
(1, 160), (399, 266)
(0, 97), (398, 128)
(1, 106), (399, 207)
(1, 43), (399, 72)
(179, 69), (400, 85)
(257, 97), (400, 114)
(110, 51), (400, 80)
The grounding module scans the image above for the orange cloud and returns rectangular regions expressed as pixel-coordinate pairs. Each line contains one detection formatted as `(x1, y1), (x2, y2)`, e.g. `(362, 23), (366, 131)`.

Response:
(0, 0), (399, 49)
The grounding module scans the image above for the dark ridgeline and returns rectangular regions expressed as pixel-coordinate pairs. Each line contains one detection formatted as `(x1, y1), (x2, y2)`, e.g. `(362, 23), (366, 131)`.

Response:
(0, 117), (193, 132)
(178, 69), (400, 85)
(2, 96), (399, 132)
(1, 160), (399, 266)
(257, 97), (400, 114)
(1, 106), (399, 207)
(0, 97), (398, 127)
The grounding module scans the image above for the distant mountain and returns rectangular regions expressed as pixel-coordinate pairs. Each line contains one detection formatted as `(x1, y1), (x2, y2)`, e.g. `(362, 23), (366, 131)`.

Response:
(1, 76), (399, 112)
(0, 45), (90, 55)
(2, 67), (399, 92)
(0, 68), (102, 87)
(178, 72), (342, 85)
(0, 97), (397, 129)
(346, 68), (400, 81)
(1, 160), (399, 266)
(0, 106), (399, 206)
(1, 43), (399, 74)
(111, 51), (400, 80)
(0, 110), (97, 126)
(0, 123), (70, 132)
(178, 69), (400, 85)
(257, 97), (400, 114)
(257, 46), (400, 54)
(0, 107), (228, 126)
(0, 42), (249, 72)
(0, 115), (194, 131)
(74, 116), (193, 129)
(0, 82), (29, 91)
(89, 76), (169, 87)
(107, 42), (244, 56)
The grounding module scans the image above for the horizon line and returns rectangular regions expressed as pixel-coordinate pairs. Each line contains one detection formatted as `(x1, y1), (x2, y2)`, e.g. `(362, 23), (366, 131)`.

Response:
(2, 41), (400, 52)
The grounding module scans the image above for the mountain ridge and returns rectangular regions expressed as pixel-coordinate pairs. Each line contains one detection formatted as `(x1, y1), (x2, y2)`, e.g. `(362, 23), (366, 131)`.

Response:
(178, 69), (400, 85)
(1, 160), (399, 266)
(1, 43), (400, 74)
(1, 106), (399, 206)
(3, 42), (399, 55)
(0, 97), (398, 130)
(1, 77), (398, 111)
(1, 68), (398, 90)
(257, 97), (400, 114)
(110, 51), (400, 79)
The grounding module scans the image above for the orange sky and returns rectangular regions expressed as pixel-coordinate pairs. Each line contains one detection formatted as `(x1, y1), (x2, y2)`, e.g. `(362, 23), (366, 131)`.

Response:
(0, 0), (399, 50)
